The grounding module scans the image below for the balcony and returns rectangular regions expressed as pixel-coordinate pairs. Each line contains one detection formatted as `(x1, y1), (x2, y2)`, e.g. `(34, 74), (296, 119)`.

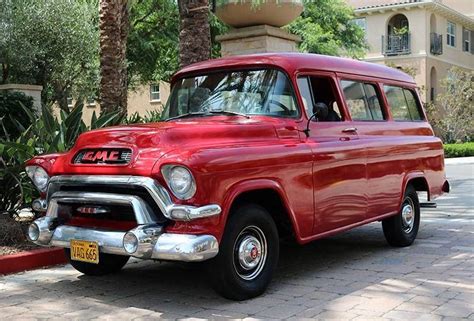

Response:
(382, 34), (411, 56)
(430, 33), (443, 55)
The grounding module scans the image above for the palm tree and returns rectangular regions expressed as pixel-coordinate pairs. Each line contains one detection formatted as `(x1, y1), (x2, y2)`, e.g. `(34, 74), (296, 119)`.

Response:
(99, 0), (129, 114)
(178, 0), (211, 68)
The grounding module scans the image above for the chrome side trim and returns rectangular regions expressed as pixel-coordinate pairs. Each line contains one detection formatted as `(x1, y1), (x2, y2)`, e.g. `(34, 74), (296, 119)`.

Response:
(47, 175), (221, 221)
(49, 191), (158, 225)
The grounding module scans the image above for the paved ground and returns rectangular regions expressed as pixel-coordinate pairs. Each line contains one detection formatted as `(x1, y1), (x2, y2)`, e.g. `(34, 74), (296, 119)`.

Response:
(1, 162), (473, 320)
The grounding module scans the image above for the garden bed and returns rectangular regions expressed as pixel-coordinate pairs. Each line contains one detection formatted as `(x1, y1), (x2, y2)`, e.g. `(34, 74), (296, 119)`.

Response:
(0, 214), (67, 275)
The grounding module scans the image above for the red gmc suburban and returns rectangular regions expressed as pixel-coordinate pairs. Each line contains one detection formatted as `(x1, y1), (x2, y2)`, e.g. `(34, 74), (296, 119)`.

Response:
(26, 53), (449, 300)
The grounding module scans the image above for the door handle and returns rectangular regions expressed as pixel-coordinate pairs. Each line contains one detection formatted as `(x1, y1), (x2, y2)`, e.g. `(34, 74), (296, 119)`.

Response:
(342, 127), (357, 133)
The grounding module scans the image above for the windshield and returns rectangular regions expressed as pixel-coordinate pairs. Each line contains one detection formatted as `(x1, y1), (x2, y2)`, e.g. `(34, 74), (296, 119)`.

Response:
(162, 69), (299, 120)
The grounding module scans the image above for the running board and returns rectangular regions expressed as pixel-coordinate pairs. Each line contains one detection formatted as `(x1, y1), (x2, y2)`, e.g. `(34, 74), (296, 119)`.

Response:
(420, 202), (437, 208)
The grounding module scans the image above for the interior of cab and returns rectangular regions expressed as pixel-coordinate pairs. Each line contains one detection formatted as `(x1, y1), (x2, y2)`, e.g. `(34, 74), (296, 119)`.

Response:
(297, 76), (343, 121)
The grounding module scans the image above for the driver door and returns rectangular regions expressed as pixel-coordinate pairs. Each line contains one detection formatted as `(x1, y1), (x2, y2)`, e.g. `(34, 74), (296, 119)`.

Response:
(297, 73), (368, 235)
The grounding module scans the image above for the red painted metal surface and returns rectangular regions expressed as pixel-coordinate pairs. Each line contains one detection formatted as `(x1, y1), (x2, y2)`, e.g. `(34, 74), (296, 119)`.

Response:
(26, 53), (447, 244)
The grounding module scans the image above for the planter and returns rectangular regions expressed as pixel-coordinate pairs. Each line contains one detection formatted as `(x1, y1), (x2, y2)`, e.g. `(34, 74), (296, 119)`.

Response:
(216, 0), (304, 28)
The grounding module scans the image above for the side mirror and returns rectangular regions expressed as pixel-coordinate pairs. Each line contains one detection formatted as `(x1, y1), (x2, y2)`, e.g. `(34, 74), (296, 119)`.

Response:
(303, 103), (329, 138)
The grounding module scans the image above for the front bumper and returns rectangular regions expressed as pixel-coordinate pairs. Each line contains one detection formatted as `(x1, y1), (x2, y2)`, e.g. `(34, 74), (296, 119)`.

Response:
(28, 175), (221, 262)
(31, 216), (218, 261)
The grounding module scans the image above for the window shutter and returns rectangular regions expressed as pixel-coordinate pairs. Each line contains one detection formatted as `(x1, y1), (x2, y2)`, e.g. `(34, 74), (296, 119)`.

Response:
(471, 30), (474, 54)
(462, 28), (466, 51)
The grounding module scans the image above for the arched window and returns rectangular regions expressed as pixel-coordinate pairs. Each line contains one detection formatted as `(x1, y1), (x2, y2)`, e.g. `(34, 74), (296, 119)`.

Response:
(384, 14), (410, 55)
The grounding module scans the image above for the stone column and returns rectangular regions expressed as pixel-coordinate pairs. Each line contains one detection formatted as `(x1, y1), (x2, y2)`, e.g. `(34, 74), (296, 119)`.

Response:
(216, 25), (301, 57)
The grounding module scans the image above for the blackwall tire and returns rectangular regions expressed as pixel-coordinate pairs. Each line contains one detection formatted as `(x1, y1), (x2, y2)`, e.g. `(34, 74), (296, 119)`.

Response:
(210, 204), (279, 301)
(65, 249), (129, 276)
(382, 185), (420, 247)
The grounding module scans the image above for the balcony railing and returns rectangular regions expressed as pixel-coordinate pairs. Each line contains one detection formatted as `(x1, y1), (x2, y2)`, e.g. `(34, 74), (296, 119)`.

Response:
(382, 34), (411, 56)
(430, 33), (443, 55)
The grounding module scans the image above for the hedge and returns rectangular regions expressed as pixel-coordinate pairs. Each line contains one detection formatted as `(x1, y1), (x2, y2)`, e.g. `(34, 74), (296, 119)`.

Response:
(444, 142), (474, 158)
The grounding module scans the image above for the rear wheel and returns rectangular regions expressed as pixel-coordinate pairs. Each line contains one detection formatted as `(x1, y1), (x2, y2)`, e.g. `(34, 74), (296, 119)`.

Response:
(210, 204), (279, 300)
(65, 249), (129, 276)
(382, 185), (420, 247)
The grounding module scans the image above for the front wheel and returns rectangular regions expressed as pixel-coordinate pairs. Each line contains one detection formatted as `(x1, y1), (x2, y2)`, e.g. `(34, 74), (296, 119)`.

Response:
(65, 249), (129, 276)
(382, 185), (420, 247)
(210, 204), (279, 300)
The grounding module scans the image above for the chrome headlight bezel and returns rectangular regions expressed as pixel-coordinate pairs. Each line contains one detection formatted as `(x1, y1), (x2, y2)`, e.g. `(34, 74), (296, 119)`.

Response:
(25, 166), (50, 192)
(161, 165), (196, 200)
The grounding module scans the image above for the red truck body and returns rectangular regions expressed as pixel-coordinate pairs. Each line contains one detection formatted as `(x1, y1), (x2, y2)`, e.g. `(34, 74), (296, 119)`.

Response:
(26, 53), (448, 300)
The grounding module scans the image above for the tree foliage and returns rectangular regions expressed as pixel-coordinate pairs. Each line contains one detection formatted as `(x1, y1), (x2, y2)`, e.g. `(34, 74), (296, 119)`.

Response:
(287, 0), (367, 58)
(127, 0), (180, 84)
(426, 68), (473, 143)
(0, 0), (99, 111)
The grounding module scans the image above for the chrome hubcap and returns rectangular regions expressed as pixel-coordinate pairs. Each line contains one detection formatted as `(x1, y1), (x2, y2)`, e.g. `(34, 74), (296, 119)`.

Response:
(401, 198), (415, 233)
(233, 226), (267, 281)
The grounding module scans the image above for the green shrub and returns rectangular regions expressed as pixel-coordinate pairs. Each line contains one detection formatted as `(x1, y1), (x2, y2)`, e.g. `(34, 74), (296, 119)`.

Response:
(444, 142), (474, 158)
(0, 90), (35, 140)
(0, 102), (123, 217)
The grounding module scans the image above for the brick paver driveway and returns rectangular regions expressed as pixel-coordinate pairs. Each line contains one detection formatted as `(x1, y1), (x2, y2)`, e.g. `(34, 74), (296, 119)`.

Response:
(1, 162), (473, 320)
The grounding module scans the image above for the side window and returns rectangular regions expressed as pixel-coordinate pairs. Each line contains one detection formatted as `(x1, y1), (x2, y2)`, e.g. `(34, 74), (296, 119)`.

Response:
(403, 89), (423, 120)
(364, 84), (384, 120)
(309, 77), (343, 121)
(297, 77), (313, 117)
(297, 76), (343, 121)
(384, 86), (423, 121)
(340, 80), (385, 121)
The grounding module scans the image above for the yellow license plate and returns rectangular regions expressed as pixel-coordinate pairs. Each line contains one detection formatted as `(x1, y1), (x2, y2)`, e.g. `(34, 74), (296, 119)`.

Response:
(70, 240), (99, 264)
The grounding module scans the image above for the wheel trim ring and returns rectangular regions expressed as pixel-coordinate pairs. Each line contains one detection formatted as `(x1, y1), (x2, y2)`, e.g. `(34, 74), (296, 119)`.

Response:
(401, 197), (415, 233)
(232, 225), (268, 281)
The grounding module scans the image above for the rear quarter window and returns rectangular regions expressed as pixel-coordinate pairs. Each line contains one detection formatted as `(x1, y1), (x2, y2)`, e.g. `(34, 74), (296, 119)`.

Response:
(384, 85), (423, 121)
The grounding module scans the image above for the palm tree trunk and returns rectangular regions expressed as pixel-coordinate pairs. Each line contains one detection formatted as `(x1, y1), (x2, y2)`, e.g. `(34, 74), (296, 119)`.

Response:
(99, 0), (128, 114)
(178, 0), (211, 68)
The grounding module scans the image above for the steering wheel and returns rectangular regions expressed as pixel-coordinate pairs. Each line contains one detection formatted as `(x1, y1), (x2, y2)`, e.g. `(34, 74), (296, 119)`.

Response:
(268, 99), (291, 115)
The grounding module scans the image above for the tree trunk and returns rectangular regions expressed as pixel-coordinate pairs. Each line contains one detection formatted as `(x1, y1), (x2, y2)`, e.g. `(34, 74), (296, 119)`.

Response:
(99, 0), (129, 115)
(178, 0), (211, 68)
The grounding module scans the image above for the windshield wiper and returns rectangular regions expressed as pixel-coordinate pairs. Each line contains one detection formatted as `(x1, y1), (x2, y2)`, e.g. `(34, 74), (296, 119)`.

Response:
(207, 110), (250, 118)
(165, 112), (207, 122)
(165, 110), (250, 122)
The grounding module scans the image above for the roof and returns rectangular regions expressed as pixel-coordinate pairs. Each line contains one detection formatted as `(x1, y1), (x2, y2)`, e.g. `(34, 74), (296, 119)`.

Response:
(173, 53), (415, 84)
(352, 0), (424, 11)
(352, 0), (474, 28)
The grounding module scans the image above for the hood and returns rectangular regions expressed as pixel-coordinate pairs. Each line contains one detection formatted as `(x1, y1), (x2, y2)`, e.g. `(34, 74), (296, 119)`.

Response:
(49, 116), (282, 176)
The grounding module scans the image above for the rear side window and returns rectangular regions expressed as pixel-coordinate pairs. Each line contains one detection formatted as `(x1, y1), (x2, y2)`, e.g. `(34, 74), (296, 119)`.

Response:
(384, 86), (423, 121)
(340, 80), (385, 121)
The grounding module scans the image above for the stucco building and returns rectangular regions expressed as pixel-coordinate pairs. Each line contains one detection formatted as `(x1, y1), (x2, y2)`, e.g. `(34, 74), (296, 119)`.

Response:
(346, 0), (473, 102)
(65, 82), (170, 124)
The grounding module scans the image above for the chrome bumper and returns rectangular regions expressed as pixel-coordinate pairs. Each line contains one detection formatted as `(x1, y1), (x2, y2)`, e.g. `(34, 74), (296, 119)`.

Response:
(28, 175), (221, 262)
(32, 217), (218, 261)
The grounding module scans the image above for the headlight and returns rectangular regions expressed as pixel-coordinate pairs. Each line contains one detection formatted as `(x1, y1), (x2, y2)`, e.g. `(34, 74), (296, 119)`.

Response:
(25, 166), (50, 192)
(161, 165), (196, 200)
